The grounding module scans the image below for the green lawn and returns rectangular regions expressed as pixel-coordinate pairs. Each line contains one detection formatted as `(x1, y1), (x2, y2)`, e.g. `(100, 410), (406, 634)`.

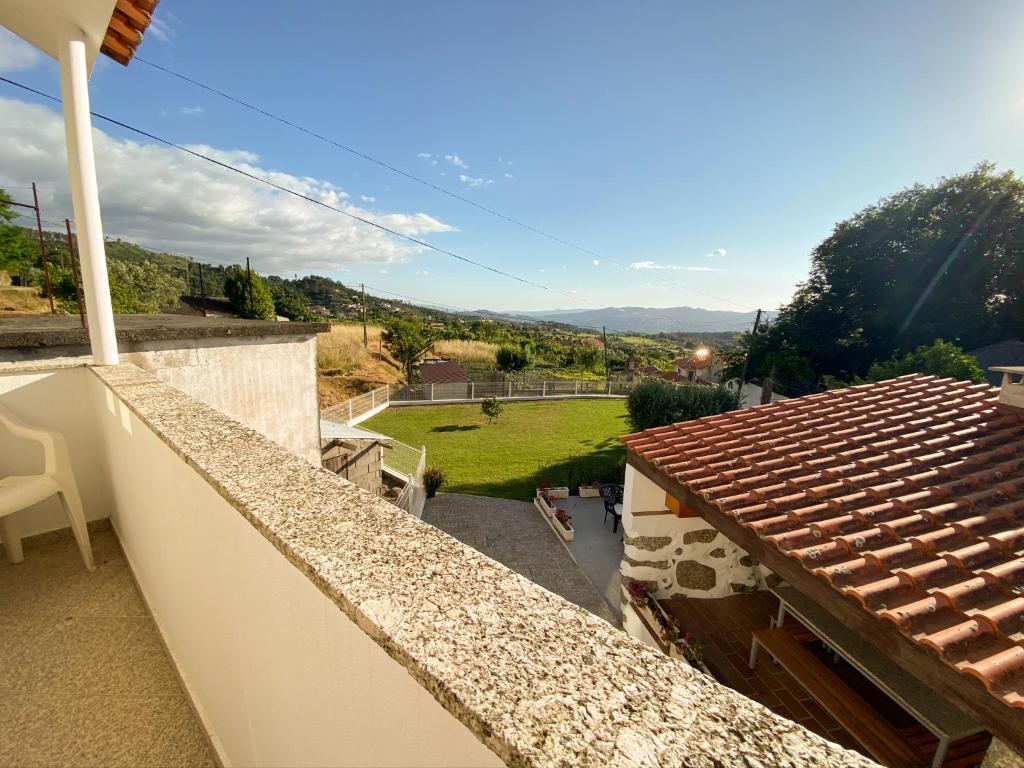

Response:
(363, 399), (630, 500)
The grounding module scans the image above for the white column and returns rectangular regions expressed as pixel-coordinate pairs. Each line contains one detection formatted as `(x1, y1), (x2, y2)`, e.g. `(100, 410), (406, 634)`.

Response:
(58, 23), (118, 365)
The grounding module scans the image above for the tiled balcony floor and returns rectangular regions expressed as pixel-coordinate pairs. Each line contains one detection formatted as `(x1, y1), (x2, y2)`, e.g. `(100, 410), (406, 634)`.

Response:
(659, 592), (865, 754)
(0, 523), (217, 768)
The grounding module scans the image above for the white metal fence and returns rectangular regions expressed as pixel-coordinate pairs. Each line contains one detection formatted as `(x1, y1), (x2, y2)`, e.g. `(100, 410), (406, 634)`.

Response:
(391, 379), (632, 403)
(387, 439), (427, 518)
(322, 384), (390, 425)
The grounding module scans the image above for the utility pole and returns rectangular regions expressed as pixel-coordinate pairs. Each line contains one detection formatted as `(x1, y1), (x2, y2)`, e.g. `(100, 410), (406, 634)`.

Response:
(7, 183), (55, 312)
(184, 256), (190, 296)
(31, 184), (55, 313)
(198, 263), (208, 317)
(602, 325), (610, 395)
(245, 257), (255, 318)
(64, 219), (85, 327)
(738, 308), (763, 396)
(361, 283), (368, 348)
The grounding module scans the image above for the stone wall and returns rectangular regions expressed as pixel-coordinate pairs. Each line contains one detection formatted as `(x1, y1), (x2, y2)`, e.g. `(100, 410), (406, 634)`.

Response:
(620, 465), (767, 600)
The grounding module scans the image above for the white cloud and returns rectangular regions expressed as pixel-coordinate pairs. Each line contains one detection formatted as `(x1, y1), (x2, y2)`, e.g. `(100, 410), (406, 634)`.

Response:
(180, 105), (203, 116)
(0, 28), (41, 72)
(360, 195), (376, 203)
(445, 154), (468, 169)
(0, 97), (453, 272)
(592, 259), (600, 267)
(147, 11), (180, 42)
(631, 260), (722, 272)
(416, 269), (429, 275)
(458, 174), (491, 188)
(504, 173), (514, 179)
(707, 247), (727, 258)
(378, 269), (389, 274)
(416, 152), (432, 159)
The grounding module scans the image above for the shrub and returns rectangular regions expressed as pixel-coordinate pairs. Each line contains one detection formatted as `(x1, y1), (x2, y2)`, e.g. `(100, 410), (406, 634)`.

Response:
(224, 266), (275, 320)
(496, 344), (533, 378)
(626, 379), (740, 431)
(867, 339), (984, 383)
(481, 396), (504, 424)
(423, 466), (447, 498)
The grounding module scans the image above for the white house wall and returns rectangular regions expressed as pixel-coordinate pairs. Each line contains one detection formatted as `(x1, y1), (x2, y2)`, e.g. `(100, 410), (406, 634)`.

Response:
(620, 465), (766, 603)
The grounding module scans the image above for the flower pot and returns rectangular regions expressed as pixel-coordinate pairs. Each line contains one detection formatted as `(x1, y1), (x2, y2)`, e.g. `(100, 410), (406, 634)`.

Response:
(578, 486), (600, 498)
(534, 494), (556, 517)
(546, 486), (569, 499)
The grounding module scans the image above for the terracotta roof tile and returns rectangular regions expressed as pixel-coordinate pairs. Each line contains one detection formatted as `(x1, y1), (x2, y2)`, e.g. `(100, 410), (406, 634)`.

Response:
(419, 360), (470, 385)
(621, 373), (1024, 710)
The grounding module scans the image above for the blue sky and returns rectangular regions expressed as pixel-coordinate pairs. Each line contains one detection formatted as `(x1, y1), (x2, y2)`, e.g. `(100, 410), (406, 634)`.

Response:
(2, 1), (1023, 313)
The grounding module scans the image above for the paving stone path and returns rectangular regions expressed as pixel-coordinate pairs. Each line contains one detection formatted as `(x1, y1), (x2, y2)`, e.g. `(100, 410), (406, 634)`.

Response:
(422, 493), (617, 624)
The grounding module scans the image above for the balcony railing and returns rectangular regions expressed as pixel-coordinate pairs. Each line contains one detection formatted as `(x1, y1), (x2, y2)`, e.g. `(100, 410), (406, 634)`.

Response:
(0, 360), (873, 767)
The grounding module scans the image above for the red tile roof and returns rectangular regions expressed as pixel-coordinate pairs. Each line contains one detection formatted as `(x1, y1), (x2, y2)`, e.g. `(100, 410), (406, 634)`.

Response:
(419, 359), (470, 385)
(621, 374), (1024, 710)
(675, 350), (714, 370)
(102, 0), (159, 65)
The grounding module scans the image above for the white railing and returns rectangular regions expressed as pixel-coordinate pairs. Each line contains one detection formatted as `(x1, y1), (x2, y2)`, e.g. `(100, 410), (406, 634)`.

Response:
(391, 379), (632, 403)
(387, 439), (427, 518)
(322, 384), (390, 425)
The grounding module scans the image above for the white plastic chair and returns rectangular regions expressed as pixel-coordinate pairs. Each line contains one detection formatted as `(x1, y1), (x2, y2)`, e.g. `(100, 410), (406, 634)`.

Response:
(0, 406), (95, 571)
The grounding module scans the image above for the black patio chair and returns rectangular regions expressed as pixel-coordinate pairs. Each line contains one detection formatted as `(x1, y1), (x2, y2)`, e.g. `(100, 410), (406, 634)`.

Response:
(599, 483), (624, 533)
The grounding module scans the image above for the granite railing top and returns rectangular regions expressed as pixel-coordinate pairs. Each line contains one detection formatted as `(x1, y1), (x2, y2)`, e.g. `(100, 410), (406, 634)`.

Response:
(0, 314), (329, 349)
(91, 362), (875, 768)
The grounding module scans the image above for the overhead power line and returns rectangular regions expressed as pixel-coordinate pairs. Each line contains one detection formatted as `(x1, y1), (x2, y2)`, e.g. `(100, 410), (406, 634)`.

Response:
(0, 76), (603, 307)
(134, 57), (754, 312)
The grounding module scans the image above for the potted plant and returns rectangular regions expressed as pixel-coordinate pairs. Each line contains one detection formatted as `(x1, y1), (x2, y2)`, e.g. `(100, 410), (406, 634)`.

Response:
(551, 507), (575, 541)
(536, 480), (569, 499)
(534, 489), (557, 517)
(624, 580), (709, 674)
(578, 481), (601, 498)
(423, 466), (447, 498)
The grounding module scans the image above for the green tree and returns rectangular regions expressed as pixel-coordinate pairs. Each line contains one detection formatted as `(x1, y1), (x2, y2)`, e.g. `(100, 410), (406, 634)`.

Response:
(101, 260), (184, 313)
(0, 189), (37, 282)
(274, 294), (315, 321)
(867, 339), (984, 383)
(769, 163), (1024, 380)
(224, 266), (275, 320)
(496, 344), (533, 381)
(481, 396), (504, 424)
(382, 317), (437, 384)
(626, 379), (740, 432)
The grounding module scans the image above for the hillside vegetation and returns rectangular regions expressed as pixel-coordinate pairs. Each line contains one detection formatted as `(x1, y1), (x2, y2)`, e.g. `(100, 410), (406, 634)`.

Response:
(317, 324), (403, 406)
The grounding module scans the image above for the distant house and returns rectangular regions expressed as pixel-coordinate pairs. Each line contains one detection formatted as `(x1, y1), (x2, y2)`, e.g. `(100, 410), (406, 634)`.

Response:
(419, 359), (470, 385)
(969, 340), (1024, 387)
(638, 364), (661, 377)
(672, 347), (720, 384)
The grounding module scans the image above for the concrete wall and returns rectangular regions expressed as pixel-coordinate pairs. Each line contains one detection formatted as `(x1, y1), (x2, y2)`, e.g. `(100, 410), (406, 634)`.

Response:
(0, 367), (114, 543)
(620, 465), (765, 603)
(1, 334), (322, 464)
(322, 438), (384, 495)
(91, 372), (501, 768)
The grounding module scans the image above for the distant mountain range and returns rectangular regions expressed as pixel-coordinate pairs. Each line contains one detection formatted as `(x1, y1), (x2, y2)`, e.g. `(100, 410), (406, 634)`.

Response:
(469, 305), (773, 334)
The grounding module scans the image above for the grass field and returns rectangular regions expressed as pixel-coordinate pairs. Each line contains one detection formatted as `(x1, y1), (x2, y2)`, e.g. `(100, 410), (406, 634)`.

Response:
(363, 399), (630, 499)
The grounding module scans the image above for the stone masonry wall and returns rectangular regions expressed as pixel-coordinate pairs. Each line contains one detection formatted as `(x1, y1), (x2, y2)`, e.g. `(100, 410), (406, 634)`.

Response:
(620, 465), (767, 601)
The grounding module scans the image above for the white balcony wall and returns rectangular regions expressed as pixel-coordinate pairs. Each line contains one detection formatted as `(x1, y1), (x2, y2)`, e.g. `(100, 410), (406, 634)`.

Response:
(0, 367), (114, 542)
(89, 372), (499, 768)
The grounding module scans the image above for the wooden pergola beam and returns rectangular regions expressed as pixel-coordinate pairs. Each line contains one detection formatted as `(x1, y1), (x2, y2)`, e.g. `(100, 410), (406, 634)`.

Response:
(627, 449), (1024, 755)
